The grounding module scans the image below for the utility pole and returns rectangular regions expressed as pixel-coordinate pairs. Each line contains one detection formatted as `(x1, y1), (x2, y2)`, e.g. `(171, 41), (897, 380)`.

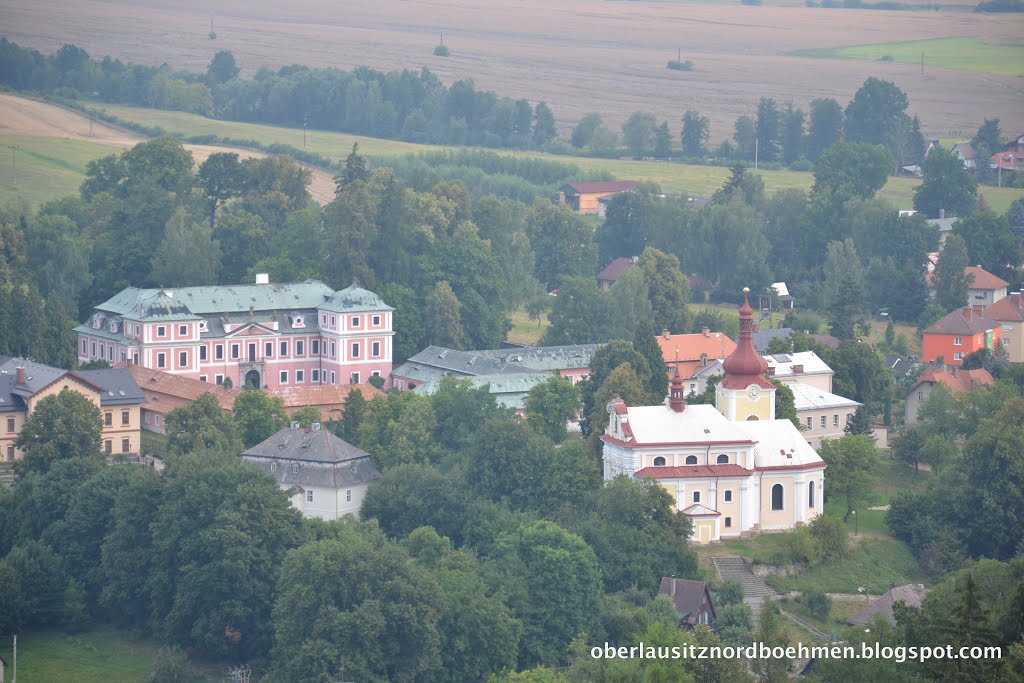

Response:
(303, 117), (308, 149)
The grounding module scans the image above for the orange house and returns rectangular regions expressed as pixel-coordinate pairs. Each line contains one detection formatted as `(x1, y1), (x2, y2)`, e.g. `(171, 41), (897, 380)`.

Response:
(921, 306), (1000, 366)
(556, 181), (637, 215)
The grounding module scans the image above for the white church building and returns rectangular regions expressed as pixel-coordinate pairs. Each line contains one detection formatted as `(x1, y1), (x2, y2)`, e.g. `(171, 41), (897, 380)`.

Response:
(601, 289), (827, 544)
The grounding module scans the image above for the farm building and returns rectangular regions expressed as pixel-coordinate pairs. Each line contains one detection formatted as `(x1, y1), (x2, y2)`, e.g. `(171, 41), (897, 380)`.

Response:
(555, 181), (637, 215)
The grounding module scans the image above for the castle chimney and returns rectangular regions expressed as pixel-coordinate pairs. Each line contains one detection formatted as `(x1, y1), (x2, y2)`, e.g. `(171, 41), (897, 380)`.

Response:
(256, 273), (270, 285)
(663, 329), (670, 340)
(15, 366), (26, 385)
(702, 327), (710, 337)
(940, 208), (945, 219)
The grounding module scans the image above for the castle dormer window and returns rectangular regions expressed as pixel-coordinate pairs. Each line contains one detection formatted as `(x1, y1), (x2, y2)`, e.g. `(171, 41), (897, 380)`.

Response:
(198, 320), (208, 332)
(108, 320), (120, 333)
(291, 315), (305, 329)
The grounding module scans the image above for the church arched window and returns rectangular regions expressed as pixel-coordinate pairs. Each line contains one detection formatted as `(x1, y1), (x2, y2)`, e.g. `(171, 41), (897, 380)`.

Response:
(809, 481), (816, 508)
(653, 456), (666, 466)
(685, 455), (698, 465)
(771, 484), (784, 511)
(716, 454), (729, 464)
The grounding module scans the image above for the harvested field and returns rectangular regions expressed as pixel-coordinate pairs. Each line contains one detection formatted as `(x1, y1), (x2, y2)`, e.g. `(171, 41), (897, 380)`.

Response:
(0, 94), (337, 205)
(2, 0), (1022, 141)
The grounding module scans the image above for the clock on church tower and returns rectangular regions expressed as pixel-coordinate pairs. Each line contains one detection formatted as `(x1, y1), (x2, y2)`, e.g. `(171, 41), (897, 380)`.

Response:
(716, 288), (776, 422)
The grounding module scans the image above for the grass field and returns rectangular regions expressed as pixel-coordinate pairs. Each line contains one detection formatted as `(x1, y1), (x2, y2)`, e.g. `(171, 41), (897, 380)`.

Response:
(779, 596), (866, 636)
(765, 536), (922, 595)
(792, 38), (1024, 77)
(0, 627), (220, 683)
(87, 102), (1024, 213)
(0, 134), (122, 208)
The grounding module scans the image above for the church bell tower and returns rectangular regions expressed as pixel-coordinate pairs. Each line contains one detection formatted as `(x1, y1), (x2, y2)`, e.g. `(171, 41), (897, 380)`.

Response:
(716, 288), (776, 422)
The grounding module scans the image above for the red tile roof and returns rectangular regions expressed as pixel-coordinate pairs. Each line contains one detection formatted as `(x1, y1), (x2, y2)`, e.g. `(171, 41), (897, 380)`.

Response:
(657, 332), (737, 368)
(272, 383), (382, 415)
(563, 181), (638, 194)
(986, 292), (1024, 322)
(597, 256), (637, 283)
(634, 464), (751, 479)
(965, 266), (1009, 290)
(924, 306), (998, 336)
(127, 365), (238, 414)
(911, 367), (994, 395)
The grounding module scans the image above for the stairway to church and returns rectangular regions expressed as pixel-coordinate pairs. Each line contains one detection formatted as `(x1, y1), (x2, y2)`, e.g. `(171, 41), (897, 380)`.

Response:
(0, 461), (14, 487)
(712, 555), (778, 629)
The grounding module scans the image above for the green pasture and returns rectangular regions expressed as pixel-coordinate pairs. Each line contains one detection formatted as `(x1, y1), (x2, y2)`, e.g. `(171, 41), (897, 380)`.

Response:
(0, 134), (122, 208)
(792, 37), (1024, 77)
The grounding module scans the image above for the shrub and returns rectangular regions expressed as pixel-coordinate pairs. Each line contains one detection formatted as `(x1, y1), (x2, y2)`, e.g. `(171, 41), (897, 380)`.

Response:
(810, 514), (849, 562)
(801, 589), (832, 620)
(716, 580), (745, 607)
(772, 524), (818, 565)
(433, 44), (450, 57)
(878, 54), (894, 62)
(368, 374), (386, 390)
(783, 310), (822, 335)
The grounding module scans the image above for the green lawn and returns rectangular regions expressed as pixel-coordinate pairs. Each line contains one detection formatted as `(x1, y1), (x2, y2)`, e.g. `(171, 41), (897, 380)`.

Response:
(0, 134), (123, 208)
(765, 536), (922, 595)
(85, 102), (1024, 214)
(791, 37), (1024, 77)
(779, 596), (866, 636)
(0, 627), (219, 683)
(507, 308), (550, 346)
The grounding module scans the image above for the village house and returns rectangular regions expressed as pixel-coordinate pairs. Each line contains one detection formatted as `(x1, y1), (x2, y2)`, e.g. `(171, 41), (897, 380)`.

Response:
(0, 356), (145, 461)
(928, 265), (1008, 307)
(771, 282), (795, 309)
(904, 365), (995, 427)
(602, 290), (827, 544)
(990, 133), (1024, 173)
(950, 141), (977, 172)
(921, 306), (1000, 366)
(658, 577), (716, 629)
(555, 181), (637, 215)
(242, 422), (381, 520)
(656, 329), (737, 396)
(985, 291), (1024, 362)
(77, 277), (393, 391)
(597, 256), (637, 289)
(846, 584), (928, 627)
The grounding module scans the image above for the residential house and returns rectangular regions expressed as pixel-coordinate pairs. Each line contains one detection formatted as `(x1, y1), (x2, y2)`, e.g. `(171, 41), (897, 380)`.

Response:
(922, 306), (1000, 366)
(688, 274), (714, 303)
(905, 365), (995, 427)
(658, 577), (716, 629)
(764, 351), (834, 392)
(555, 181), (637, 215)
(597, 256), (637, 289)
(603, 291), (826, 544)
(927, 212), (957, 246)
(990, 133), (1024, 173)
(752, 327), (794, 354)
(656, 329), (737, 396)
(929, 265), (1008, 306)
(950, 141), (977, 172)
(771, 282), (795, 309)
(0, 357), (145, 461)
(242, 422), (380, 520)
(787, 382), (861, 449)
(985, 291), (1024, 362)
(415, 372), (551, 415)
(846, 584), (928, 626)
(77, 277), (394, 390)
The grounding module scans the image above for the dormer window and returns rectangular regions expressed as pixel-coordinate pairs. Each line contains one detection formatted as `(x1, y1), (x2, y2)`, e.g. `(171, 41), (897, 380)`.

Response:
(198, 320), (208, 332)
(108, 320), (119, 333)
(91, 314), (104, 329)
(291, 315), (305, 329)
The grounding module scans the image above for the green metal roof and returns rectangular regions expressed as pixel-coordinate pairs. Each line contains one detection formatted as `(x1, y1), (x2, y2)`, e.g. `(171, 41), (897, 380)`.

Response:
(319, 283), (394, 314)
(96, 281), (336, 318)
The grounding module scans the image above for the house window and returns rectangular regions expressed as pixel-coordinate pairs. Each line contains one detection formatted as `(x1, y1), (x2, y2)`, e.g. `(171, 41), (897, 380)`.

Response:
(371, 341), (380, 357)
(6, 446), (13, 461)
(820, 415), (827, 428)
(199, 375), (207, 382)
(692, 491), (701, 503)
(330, 315), (336, 327)
(725, 517), (732, 528)
(372, 315), (381, 326)
(179, 351), (188, 367)
(271, 462), (277, 472)
(954, 337), (963, 346)
(199, 346), (207, 361)
(266, 342), (273, 358)
(296, 370), (304, 383)
(350, 372), (360, 385)
(81, 339), (87, 353)
(322, 313), (328, 325)
(351, 342), (360, 359)
(312, 340), (320, 355)
(280, 371), (288, 384)
(717, 454), (729, 464)
(104, 440), (112, 454)
(215, 374), (223, 385)
(231, 344), (239, 359)
(6, 417), (15, 433)
(157, 326), (166, 337)
(917, 391), (923, 401)
(133, 353), (140, 365)
(122, 410), (130, 425)
(809, 481), (816, 508)
(312, 369), (320, 382)
(954, 352), (964, 361)
(280, 341), (289, 357)
(306, 489), (314, 503)
(330, 342), (336, 358)
(103, 411), (112, 427)
(685, 455), (698, 465)
(91, 341), (97, 357)
(806, 416), (812, 429)
(178, 325), (187, 336)
(292, 463), (298, 474)
(653, 456), (666, 466)
(121, 438), (130, 454)
(724, 490), (733, 503)
(351, 316), (360, 327)
(771, 484), (784, 511)
(216, 344), (224, 360)
(157, 353), (166, 369)
(346, 489), (352, 502)
(296, 340), (304, 356)
(330, 371), (336, 384)
(833, 414), (839, 427)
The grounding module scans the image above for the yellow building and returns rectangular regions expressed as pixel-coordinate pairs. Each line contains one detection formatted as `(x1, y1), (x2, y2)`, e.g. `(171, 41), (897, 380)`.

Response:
(601, 290), (827, 543)
(1, 357), (145, 462)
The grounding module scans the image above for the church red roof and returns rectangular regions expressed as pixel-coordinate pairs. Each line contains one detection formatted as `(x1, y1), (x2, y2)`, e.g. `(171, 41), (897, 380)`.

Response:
(720, 289), (774, 390)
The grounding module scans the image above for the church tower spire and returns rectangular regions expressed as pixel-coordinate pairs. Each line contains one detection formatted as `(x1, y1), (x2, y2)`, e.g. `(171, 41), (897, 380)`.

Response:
(716, 287), (775, 421)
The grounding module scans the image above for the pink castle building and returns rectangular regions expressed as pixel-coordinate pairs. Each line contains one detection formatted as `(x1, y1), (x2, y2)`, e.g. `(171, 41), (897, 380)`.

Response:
(76, 276), (393, 390)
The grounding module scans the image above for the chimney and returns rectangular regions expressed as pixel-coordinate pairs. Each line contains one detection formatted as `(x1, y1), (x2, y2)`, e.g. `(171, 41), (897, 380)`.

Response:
(290, 421), (300, 430)
(702, 327), (710, 337)
(311, 422), (321, 431)
(256, 273), (269, 285)
(766, 367), (776, 377)
(940, 208), (945, 219)
(663, 329), (670, 339)
(15, 366), (26, 385)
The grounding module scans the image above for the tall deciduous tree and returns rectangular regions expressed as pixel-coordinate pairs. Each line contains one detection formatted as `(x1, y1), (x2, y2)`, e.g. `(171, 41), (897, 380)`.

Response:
(844, 77), (910, 155)
(232, 388), (288, 448)
(819, 434), (881, 521)
(813, 143), (893, 199)
(913, 145), (978, 218)
(638, 246), (691, 335)
(205, 50), (239, 85)
(933, 233), (971, 312)
(164, 392), (240, 456)
(680, 109), (710, 157)
(197, 152), (245, 228)
(533, 102), (556, 147)
(622, 111), (657, 158)
(755, 97), (782, 162)
(423, 280), (464, 348)
(807, 97), (844, 161)
(570, 112), (602, 149)
(14, 388), (102, 476)
(525, 376), (580, 443)
(526, 199), (597, 289)
(781, 103), (806, 164)
(953, 212), (1021, 282)
(150, 207), (221, 286)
